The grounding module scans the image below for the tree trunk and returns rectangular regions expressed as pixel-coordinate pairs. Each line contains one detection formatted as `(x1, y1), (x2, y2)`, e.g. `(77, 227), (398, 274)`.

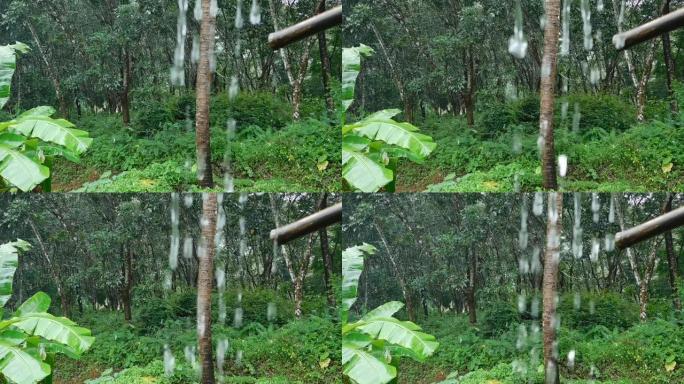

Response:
(122, 244), (133, 322)
(195, 0), (216, 188)
(316, 0), (335, 115)
(466, 251), (477, 324)
(292, 38), (314, 121)
(374, 220), (416, 322)
(663, 193), (682, 312)
(318, 193), (335, 308)
(29, 218), (70, 317)
(539, 0), (561, 190)
(27, 22), (67, 117)
(122, 47), (132, 126)
(198, 193), (218, 384)
(542, 192), (562, 384)
(464, 49), (476, 127)
(661, 0), (678, 116)
(638, 280), (650, 321)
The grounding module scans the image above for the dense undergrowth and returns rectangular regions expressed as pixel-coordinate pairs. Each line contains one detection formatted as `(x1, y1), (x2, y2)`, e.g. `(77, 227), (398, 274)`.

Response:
(394, 93), (684, 192)
(394, 292), (684, 384)
(52, 289), (340, 384)
(50, 91), (340, 192)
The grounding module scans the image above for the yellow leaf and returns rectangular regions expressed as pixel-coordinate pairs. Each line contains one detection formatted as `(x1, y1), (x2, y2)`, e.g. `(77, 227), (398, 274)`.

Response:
(483, 181), (499, 190)
(662, 163), (674, 173)
(665, 361), (676, 372)
(317, 161), (329, 172)
(486, 380), (502, 384)
(139, 179), (156, 187)
(319, 357), (331, 369)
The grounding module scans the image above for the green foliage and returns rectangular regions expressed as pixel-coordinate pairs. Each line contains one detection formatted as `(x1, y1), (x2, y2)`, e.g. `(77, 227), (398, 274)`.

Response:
(558, 292), (640, 332)
(479, 302), (521, 338)
(211, 92), (293, 133)
(0, 43), (92, 192)
(0, 240), (94, 384)
(132, 99), (173, 137)
(342, 46), (436, 192)
(342, 244), (438, 384)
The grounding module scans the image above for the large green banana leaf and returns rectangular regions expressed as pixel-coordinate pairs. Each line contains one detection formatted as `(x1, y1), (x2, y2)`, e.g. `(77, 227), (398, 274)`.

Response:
(0, 240), (30, 307)
(0, 341), (51, 384)
(342, 145), (393, 193)
(0, 43), (29, 110)
(15, 292), (51, 317)
(343, 341), (396, 384)
(360, 301), (404, 322)
(342, 44), (374, 112)
(0, 143), (50, 192)
(341, 244), (376, 323)
(357, 317), (439, 361)
(11, 116), (92, 155)
(348, 111), (437, 159)
(12, 313), (95, 355)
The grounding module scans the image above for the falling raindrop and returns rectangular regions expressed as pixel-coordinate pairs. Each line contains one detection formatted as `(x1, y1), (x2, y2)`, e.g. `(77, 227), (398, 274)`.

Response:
(519, 197), (528, 250)
(605, 233), (615, 252)
(561, 101), (569, 120)
(235, 0), (244, 29)
(592, 193), (600, 223)
(194, 0), (202, 21)
(250, 0), (261, 25)
(235, 350), (243, 367)
(191, 35), (200, 64)
(558, 155), (568, 177)
(508, 0), (528, 59)
(581, 0), (593, 50)
(597, 0), (604, 12)
(183, 236), (193, 259)
(267, 302), (277, 322)
(591, 237), (600, 262)
(561, 0), (571, 55)
(223, 119), (237, 192)
(210, 0), (218, 17)
(609, 196), (615, 223)
(533, 192), (544, 216)
(171, 0), (189, 86)
(568, 350), (576, 370)
(164, 344), (176, 376)
(572, 103), (582, 133)
(516, 324), (528, 349)
(531, 296), (540, 318)
(184, 345), (198, 371)
(573, 292), (581, 310)
(234, 307), (243, 328)
(530, 246), (542, 274)
(229, 76), (240, 100)
(518, 293), (527, 313)
(184, 194), (194, 208)
(169, 193), (180, 270)
(512, 134), (522, 154)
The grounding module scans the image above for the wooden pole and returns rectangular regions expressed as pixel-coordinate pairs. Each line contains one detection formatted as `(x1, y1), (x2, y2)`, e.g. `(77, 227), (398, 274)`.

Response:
(615, 206), (684, 249)
(268, 5), (342, 50)
(613, 7), (684, 50)
(270, 202), (342, 244)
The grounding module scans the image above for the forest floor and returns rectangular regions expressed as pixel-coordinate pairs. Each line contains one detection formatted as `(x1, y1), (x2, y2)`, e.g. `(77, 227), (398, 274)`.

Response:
(49, 111), (340, 192)
(395, 298), (684, 384)
(51, 293), (340, 384)
(392, 97), (684, 193)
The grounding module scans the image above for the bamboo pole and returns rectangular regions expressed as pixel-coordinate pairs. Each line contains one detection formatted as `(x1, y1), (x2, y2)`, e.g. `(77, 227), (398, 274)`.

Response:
(615, 206), (684, 249)
(613, 7), (684, 51)
(268, 5), (342, 50)
(270, 202), (342, 244)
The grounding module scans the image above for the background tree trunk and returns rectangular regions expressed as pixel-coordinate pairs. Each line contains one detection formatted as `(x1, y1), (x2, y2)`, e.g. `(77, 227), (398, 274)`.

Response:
(661, 0), (678, 116)
(318, 193), (335, 308)
(538, 0), (561, 190)
(662, 193), (682, 312)
(195, 0), (216, 188)
(316, 0), (335, 116)
(122, 47), (132, 126)
(122, 244), (133, 322)
(198, 193), (218, 384)
(466, 251), (477, 324)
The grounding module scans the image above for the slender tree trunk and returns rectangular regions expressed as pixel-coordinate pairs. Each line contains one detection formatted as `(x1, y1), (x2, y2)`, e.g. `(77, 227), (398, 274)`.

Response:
(292, 38), (314, 121)
(663, 193), (682, 312)
(27, 22), (67, 117)
(268, 0), (295, 85)
(370, 21), (411, 123)
(542, 192), (562, 384)
(122, 244), (133, 322)
(538, 0), (561, 190)
(122, 47), (132, 126)
(464, 49), (476, 127)
(195, 0), (216, 188)
(318, 193), (335, 308)
(28, 218), (69, 317)
(316, 0), (335, 115)
(374, 220), (416, 321)
(661, 0), (678, 116)
(198, 193), (218, 384)
(466, 251), (477, 324)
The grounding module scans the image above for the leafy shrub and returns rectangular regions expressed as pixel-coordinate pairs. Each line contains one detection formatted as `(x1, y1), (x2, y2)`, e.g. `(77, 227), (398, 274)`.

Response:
(560, 94), (635, 132)
(212, 91), (292, 133)
(479, 301), (521, 337)
(558, 292), (639, 332)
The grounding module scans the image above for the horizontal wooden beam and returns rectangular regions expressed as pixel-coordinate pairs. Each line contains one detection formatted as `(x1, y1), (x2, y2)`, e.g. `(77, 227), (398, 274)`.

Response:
(268, 5), (342, 50)
(613, 7), (684, 50)
(270, 202), (342, 245)
(616, 206), (684, 249)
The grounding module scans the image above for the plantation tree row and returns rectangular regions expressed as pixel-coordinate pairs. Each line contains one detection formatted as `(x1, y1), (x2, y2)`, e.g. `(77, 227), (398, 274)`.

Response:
(343, 193), (683, 324)
(0, 193), (340, 320)
(0, 0), (341, 122)
(344, 0), (681, 123)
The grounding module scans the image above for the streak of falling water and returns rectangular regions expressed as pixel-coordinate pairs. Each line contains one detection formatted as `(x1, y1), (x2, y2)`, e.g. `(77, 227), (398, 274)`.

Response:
(194, 0), (202, 21)
(533, 192), (544, 216)
(235, 0), (244, 29)
(169, 193), (180, 271)
(216, 339), (229, 383)
(568, 349), (576, 370)
(574, 292), (581, 310)
(519, 196), (528, 250)
(171, 0), (189, 86)
(558, 155), (568, 177)
(518, 293), (526, 313)
(235, 350), (244, 367)
(184, 345), (198, 371)
(581, 0), (593, 51)
(561, 0), (571, 56)
(223, 119), (237, 192)
(508, 0), (528, 59)
(267, 302), (277, 322)
(184, 193), (194, 208)
(229, 76), (239, 100)
(573, 193), (583, 259)
(597, 0), (604, 12)
(548, 193), (560, 265)
(191, 36), (200, 64)
(516, 324), (528, 349)
(250, 0), (261, 25)
(561, 101), (569, 120)
(210, 0), (218, 17)
(183, 236), (193, 258)
(572, 103), (581, 133)
(512, 134), (522, 154)
(609, 196), (615, 223)
(591, 237), (600, 262)
(605, 233), (615, 252)
(530, 246), (541, 274)
(164, 344), (176, 376)
(531, 296), (540, 318)
(591, 193), (600, 223)
(234, 304), (243, 328)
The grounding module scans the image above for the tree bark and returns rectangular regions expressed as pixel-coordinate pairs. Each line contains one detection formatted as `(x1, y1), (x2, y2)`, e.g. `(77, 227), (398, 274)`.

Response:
(198, 193), (218, 384)
(662, 193), (682, 312)
(464, 48), (476, 127)
(122, 47), (132, 126)
(26, 21), (67, 117)
(318, 193), (336, 308)
(538, 0), (561, 190)
(28, 218), (69, 317)
(542, 192), (562, 384)
(374, 220), (416, 322)
(122, 244), (133, 322)
(195, 0), (216, 188)
(661, 0), (679, 116)
(466, 250), (477, 324)
(316, 0), (335, 115)
(291, 38), (315, 121)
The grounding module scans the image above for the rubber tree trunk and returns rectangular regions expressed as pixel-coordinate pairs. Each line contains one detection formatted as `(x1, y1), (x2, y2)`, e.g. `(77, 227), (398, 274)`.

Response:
(198, 193), (217, 384)
(662, 0), (679, 116)
(122, 244), (133, 322)
(316, 0), (335, 116)
(464, 48), (476, 127)
(663, 193), (682, 312)
(195, 0), (216, 188)
(318, 193), (336, 308)
(538, 0), (561, 190)
(542, 192), (562, 384)
(466, 251), (477, 324)
(122, 48), (132, 126)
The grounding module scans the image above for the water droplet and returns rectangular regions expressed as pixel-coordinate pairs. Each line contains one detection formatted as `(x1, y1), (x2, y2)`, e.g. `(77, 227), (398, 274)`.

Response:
(164, 344), (176, 376)
(533, 192), (544, 216)
(581, 0), (593, 50)
(250, 0), (261, 25)
(572, 103), (582, 133)
(235, 0), (244, 29)
(229, 76), (239, 100)
(561, 0), (571, 55)
(267, 302), (277, 322)
(591, 237), (600, 262)
(508, 1), (528, 59)
(518, 293), (527, 313)
(573, 292), (581, 310)
(558, 155), (568, 177)
(191, 35), (200, 64)
(568, 350), (576, 370)
(233, 307), (243, 328)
